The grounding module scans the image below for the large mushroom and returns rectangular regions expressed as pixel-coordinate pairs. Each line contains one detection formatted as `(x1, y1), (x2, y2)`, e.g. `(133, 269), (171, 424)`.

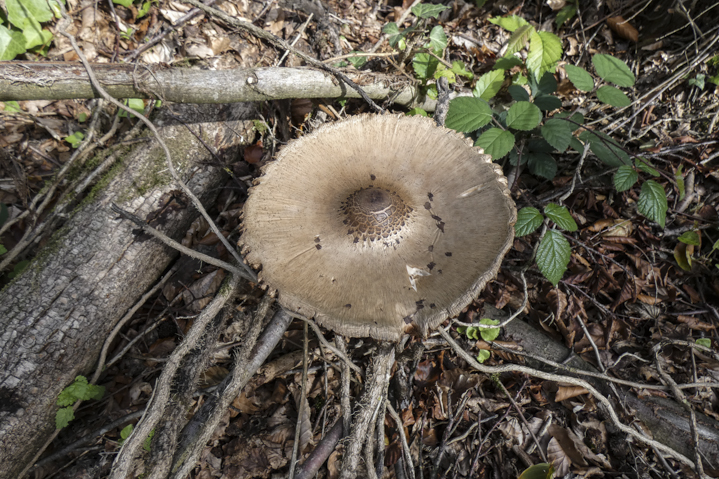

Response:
(241, 114), (516, 341)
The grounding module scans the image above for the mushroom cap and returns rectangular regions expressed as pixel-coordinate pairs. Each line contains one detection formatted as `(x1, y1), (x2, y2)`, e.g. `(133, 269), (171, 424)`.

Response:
(241, 114), (516, 341)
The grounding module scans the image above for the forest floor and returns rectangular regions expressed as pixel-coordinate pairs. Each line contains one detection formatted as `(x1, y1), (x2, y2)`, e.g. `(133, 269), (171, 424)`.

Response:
(1, 0), (719, 478)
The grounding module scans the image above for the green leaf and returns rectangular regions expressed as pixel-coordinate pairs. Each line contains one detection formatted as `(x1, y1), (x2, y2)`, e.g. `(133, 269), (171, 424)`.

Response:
(8, 259), (29, 278)
(713, 239), (719, 252)
(119, 424), (134, 445)
(675, 165), (685, 200)
(596, 85), (631, 107)
(412, 52), (439, 80)
(411, 3), (450, 19)
(637, 180), (667, 228)
(678, 231), (700, 246)
(113, 0), (133, 7)
(475, 128), (515, 159)
(382, 23), (405, 48)
(406, 108), (428, 117)
(580, 130), (629, 167)
(506, 101), (542, 131)
(488, 15), (529, 32)
(64, 131), (85, 148)
(564, 64), (594, 91)
(519, 463), (555, 479)
(527, 152), (557, 179)
(553, 111), (584, 130)
(526, 31), (562, 80)
(613, 165), (638, 192)
(494, 55), (523, 70)
(56, 407), (74, 429)
(477, 350), (491, 363)
(506, 24), (534, 56)
(544, 203), (577, 231)
(688, 74), (705, 90)
(428, 25), (447, 53)
(0, 203), (9, 227)
(569, 137), (585, 152)
(592, 54), (635, 87)
(508, 85), (529, 101)
(20, 16), (51, 49)
(433, 64), (455, 83)
(534, 94), (562, 111)
(536, 72), (558, 95)
(541, 119), (573, 152)
(473, 70), (505, 100)
(635, 157), (660, 177)
(0, 244), (7, 255)
(479, 318), (500, 341)
(445, 97), (493, 132)
(347, 52), (367, 69)
(555, 3), (577, 29)
(2, 101), (22, 113)
(5, 0), (55, 27)
(144, 429), (155, 452)
(515, 207), (543, 237)
(137, 0), (152, 18)
(536, 229), (571, 285)
(57, 376), (105, 406)
(0, 24), (27, 60)
(450, 60), (473, 79)
(696, 338), (712, 349)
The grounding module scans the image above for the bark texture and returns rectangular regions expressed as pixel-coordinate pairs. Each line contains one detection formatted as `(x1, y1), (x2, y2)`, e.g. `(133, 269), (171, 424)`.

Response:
(0, 102), (257, 479)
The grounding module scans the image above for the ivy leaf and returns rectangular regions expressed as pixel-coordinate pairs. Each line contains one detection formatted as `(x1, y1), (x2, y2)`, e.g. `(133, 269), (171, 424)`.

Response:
(515, 207), (543, 237)
(382, 23), (404, 48)
(479, 318), (500, 341)
(412, 52), (439, 80)
(526, 31), (562, 80)
(347, 52), (367, 69)
(637, 180), (667, 228)
(0, 25), (27, 60)
(678, 231), (700, 246)
(536, 229), (571, 286)
(427, 25), (447, 53)
(613, 165), (638, 192)
(56, 407), (75, 429)
(445, 97), (493, 132)
(5, 0), (55, 27)
(412, 3), (450, 19)
(541, 119), (573, 152)
(592, 54), (635, 87)
(475, 128), (515, 159)
(473, 70), (505, 100)
(506, 24), (534, 55)
(544, 203), (577, 231)
(564, 64), (594, 91)
(488, 15), (529, 32)
(635, 157), (660, 176)
(527, 152), (557, 179)
(506, 101), (542, 130)
(596, 85), (631, 107)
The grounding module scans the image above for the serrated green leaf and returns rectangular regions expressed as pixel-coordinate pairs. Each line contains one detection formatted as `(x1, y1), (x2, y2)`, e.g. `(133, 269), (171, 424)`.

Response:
(541, 119), (573, 152)
(509, 149), (525, 166)
(528, 152), (557, 179)
(411, 3), (450, 19)
(613, 165), (638, 192)
(553, 111), (584, 130)
(675, 165), (685, 200)
(638, 180), (667, 228)
(678, 231), (700, 246)
(534, 94), (562, 111)
(475, 128), (515, 159)
(528, 138), (555, 153)
(144, 429), (155, 452)
(508, 84), (529, 101)
(596, 85), (631, 107)
(580, 131), (630, 167)
(488, 15), (529, 32)
(564, 64), (594, 91)
(477, 350), (491, 363)
(450, 60), (473, 79)
(536, 229), (570, 285)
(537, 72), (558, 95)
(696, 338), (712, 349)
(473, 70), (505, 100)
(0, 24), (26, 60)
(434, 64), (456, 83)
(428, 25), (447, 53)
(445, 97), (493, 133)
(635, 157), (660, 177)
(506, 101), (542, 131)
(569, 137), (585, 152)
(406, 108), (428, 117)
(592, 54), (635, 87)
(494, 55), (524, 70)
(527, 31), (562, 80)
(555, 3), (577, 29)
(56, 406), (74, 429)
(515, 207), (543, 237)
(479, 318), (500, 341)
(544, 203), (577, 231)
(506, 24), (534, 55)
(412, 52), (439, 80)
(426, 84), (438, 99)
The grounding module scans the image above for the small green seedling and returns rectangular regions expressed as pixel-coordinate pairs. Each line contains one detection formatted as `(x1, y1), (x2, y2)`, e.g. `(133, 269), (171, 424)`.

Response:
(56, 375), (105, 429)
(457, 318), (500, 363)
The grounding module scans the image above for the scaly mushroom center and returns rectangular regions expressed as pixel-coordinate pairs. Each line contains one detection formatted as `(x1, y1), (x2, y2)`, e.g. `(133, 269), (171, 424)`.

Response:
(341, 187), (412, 244)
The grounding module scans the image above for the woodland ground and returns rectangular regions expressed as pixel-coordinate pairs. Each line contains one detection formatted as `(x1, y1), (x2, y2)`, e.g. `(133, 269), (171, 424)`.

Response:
(1, 0), (719, 478)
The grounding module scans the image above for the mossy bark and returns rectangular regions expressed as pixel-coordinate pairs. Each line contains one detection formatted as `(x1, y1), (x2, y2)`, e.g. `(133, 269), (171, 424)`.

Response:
(0, 102), (257, 479)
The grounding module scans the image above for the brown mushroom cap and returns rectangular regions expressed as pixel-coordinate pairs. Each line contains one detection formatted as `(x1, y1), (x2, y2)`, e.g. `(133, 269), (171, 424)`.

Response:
(241, 114), (516, 341)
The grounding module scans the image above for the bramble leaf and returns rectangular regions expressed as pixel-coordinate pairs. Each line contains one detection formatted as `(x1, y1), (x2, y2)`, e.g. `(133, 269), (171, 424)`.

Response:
(475, 128), (515, 159)
(592, 54), (635, 87)
(473, 70), (505, 100)
(596, 85), (631, 107)
(637, 180), (667, 227)
(507, 24), (534, 55)
(488, 14), (529, 32)
(541, 119), (573, 152)
(564, 64), (594, 91)
(56, 407), (74, 429)
(412, 53), (439, 80)
(635, 157), (660, 177)
(515, 207), (543, 237)
(506, 101), (542, 130)
(534, 94), (562, 111)
(527, 152), (557, 179)
(544, 203), (577, 231)
(445, 97), (493, 132)
(536, 229), (571, 285)
(494, 55), (524, 70)
(580, 130), (630, 167)
(508, 84), (530, 101)
(527, 31), (562, 80)
(613, 165), (638, 192)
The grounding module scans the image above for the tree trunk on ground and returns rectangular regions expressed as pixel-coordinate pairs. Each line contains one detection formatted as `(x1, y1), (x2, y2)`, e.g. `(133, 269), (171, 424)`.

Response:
(0, 102), (257, 479)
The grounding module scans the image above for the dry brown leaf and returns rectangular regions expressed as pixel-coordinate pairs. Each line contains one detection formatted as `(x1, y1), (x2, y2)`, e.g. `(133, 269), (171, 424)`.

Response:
(548, 424), (588, 466)
(677, 315), (717, 331)
(607, 16), (638, 42)
(555, 385), (589, 402)
(547, 437), (572, 476)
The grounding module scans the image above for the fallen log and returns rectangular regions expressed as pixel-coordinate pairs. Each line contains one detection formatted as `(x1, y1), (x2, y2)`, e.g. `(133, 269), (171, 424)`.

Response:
(0, 102), (257, 479)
